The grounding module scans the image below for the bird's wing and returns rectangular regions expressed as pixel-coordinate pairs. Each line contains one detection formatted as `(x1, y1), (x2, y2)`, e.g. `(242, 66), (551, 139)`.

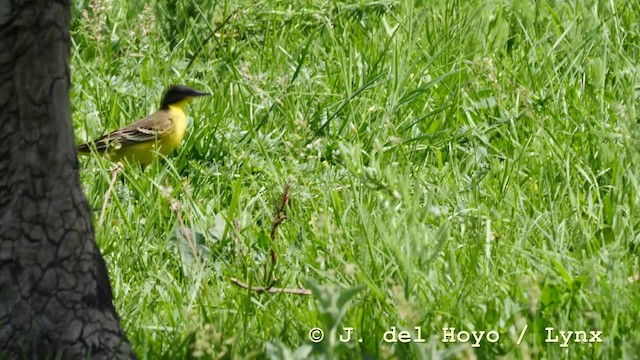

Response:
(77, 110), (174, 152)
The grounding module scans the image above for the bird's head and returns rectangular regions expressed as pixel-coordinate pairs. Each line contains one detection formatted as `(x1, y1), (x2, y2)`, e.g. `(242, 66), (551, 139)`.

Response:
(161, 85), (210, 109)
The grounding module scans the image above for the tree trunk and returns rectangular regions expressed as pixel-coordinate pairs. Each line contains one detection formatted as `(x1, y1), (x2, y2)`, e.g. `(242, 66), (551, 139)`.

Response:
(0, 1), (135, 358)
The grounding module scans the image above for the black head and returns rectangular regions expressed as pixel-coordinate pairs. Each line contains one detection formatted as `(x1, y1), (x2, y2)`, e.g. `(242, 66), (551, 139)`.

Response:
(160, 85), (210, 109)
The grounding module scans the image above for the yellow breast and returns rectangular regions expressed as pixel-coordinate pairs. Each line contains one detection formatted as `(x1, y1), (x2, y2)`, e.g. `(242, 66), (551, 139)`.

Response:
(160, 104), (188, 154)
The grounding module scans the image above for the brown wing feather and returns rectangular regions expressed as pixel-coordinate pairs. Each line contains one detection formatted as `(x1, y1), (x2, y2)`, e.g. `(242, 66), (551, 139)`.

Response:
(76, 110), (174, 153)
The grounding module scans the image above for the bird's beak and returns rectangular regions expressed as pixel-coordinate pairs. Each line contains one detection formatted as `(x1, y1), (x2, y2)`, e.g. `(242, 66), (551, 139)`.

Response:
(191, 89), (210, 97)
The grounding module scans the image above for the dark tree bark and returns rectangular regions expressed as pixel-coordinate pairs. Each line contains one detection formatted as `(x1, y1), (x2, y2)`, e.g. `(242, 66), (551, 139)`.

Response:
(0, 0), (135, 358)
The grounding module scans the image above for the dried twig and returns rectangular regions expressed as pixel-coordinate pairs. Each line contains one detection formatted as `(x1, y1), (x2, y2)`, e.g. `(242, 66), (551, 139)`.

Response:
(230, 277), (311, 295)
(264, 184), (291, 285)
(230, 184), (309, 295)
(98, 162), (123, 226)
(269, 183), (291, 264)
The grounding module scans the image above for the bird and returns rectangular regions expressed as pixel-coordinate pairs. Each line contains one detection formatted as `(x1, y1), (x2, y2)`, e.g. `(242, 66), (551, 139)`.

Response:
(76, 84), (210, 167)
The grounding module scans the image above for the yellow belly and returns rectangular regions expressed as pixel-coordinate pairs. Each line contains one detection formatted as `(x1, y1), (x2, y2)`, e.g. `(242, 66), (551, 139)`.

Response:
(108, 141), (158, 166)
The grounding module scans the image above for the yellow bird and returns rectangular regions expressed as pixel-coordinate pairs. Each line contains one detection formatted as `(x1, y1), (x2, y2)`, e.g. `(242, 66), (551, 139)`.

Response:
(76, 85), (210, 167)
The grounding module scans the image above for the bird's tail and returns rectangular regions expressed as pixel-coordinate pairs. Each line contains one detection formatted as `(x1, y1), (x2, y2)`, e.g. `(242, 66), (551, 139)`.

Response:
(76, 143), (91, 154)
(76, 142), (104, 155)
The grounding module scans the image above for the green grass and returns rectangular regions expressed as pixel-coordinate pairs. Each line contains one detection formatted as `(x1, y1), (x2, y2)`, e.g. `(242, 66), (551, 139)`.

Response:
(71, 0), (640, 358)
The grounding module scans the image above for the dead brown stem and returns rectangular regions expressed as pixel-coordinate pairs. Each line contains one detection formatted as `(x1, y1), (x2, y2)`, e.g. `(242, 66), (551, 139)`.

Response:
(230, 277), (311, 295)
(269, 183), (291, 264)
